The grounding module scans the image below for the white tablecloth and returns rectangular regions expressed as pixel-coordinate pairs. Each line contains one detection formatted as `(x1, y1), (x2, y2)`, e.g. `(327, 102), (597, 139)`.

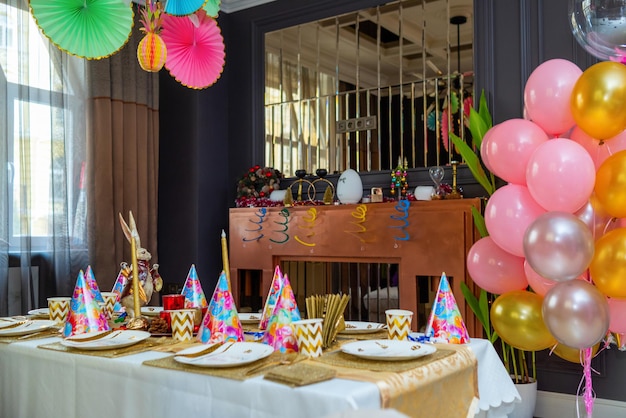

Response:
(0, 337), (518, 418)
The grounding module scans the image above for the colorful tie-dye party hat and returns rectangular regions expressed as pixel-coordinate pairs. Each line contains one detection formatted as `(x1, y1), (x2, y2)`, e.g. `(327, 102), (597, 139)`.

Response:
(84, 265), (104, 304)
(425, 272), (470, 344)
(181, 264), (208, 309)
(259, 265), (284, 330)
(262, 277), (301, 353)
(110, 262), (130, 312)
(64, 270), (110, 337)
(197, 270), (244, 344)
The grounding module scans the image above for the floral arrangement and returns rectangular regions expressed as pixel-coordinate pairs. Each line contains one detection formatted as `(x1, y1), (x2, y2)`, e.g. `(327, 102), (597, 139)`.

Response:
(236, 165), (282, 199)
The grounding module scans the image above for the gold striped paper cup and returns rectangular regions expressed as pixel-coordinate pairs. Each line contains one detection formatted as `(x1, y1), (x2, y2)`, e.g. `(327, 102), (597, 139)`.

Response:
(292, 318), (323, 358)
(385, 309), (413, 341)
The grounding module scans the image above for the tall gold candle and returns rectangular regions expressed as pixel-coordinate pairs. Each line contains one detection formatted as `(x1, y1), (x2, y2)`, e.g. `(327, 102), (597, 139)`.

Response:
(221, 229), (231, 289)
(131, 236), (141, 318)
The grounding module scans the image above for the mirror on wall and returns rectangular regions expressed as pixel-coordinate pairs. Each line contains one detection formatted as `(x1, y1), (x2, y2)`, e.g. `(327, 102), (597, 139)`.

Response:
(264, 0), (474, 177)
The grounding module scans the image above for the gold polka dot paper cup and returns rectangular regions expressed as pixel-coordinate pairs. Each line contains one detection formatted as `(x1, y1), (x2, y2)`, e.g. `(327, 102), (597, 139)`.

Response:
(292, 318), (323, 358)
(385, 309), (413, 341)
(47, 297), (71, 325)
(170, 309), (196, 342)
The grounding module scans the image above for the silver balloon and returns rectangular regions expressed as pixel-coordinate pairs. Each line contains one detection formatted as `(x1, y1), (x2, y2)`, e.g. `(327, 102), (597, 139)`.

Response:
(543, 280), (610, 349)
(523, 211), (594, 282)
(569, 0), (626, 62)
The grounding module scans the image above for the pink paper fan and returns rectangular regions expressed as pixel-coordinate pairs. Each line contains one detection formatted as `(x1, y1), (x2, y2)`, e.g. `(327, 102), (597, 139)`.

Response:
(161, 9), (225, 89)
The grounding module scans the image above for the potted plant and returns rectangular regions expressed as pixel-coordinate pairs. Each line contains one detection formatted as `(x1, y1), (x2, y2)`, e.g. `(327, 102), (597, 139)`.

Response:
(451, 91), (538, 417)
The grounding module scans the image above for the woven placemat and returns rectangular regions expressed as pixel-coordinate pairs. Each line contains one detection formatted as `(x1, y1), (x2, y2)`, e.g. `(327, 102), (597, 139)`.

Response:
(0, 329), (63, 344)
(142, 352), (304, 381)
(38, 336), (175, 358)
(312, 346), (455, 373)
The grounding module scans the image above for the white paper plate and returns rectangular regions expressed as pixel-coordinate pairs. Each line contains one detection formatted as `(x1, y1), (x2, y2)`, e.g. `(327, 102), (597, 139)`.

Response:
(174, 342), (273, 368)
(141, 306), (163, 316)
(341, 339), (436, 361)
(338, 321), (386, 335)
(238, 313), (262, 325)
(61, 330), (151, 350)
(27, 308), (50, 317)
(0, 319), (57, 336)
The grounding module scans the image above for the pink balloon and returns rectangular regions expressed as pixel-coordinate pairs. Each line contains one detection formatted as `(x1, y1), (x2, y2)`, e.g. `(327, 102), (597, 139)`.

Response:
(570, 126), (626, 170)
(525, 261), (587, 297)
(480, 127), (496, 173)
(484, 119), (549, 185)
(467, 237), (528, 295)
(524, 59), (582, 136)
(608, 298), (626, 333)
(484, 184), (546, 257)
(526, 138), (596, 213)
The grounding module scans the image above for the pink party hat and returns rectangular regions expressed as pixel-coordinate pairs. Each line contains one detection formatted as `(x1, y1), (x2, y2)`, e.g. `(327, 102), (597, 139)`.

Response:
(261, 278), (301, 353)
(259, 265), (284, 330)
(425, 272), (470, 344)
(110, 263), (130, 312)
(64, 270), (110, 337)
(84, 265), (104, 304)
(197, 271), (244, 344)
(181, 264), (208, 309)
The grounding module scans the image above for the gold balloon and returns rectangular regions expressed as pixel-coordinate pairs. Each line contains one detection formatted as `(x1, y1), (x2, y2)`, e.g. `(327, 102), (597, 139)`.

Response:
(571, 61), (626, 140)
(491, 290), (556, 351)
(552, 343), (599, 363)
(595, 150), (626, 219)
(589, 227), (626, 298)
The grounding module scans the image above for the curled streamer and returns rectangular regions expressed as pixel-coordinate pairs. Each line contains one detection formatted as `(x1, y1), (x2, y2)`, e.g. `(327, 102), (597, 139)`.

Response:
(243, 208), (267, 241)
(294, 207), (318, 247)
(389, 199), (410, 241)
(269, 208), (290, 244)
(345, 204), (368, 242)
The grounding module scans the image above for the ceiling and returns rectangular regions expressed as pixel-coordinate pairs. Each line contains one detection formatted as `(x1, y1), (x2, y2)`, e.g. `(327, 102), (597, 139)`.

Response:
(264, 0), (473, 91)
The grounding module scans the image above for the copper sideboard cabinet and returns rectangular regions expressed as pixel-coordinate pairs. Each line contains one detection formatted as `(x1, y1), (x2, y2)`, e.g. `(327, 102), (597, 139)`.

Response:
(229, 198), (483, 336)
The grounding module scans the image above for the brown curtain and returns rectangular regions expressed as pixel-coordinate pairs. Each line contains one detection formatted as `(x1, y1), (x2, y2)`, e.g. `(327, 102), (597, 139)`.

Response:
(87, 15), (160, 293)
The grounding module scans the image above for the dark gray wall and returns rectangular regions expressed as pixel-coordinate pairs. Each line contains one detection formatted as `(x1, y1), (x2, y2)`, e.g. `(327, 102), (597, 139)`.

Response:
(158, 0), (626, 401)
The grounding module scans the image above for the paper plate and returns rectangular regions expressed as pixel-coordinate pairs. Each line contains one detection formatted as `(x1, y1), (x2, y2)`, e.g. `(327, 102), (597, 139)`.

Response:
(29, 0), (134, 60)
(141, 306), (163, 316)
(239, 313), (262, 325)
(341, 339), (437, 361)
(61, 330), (151, 350)
(174, 342), (273, 368)
(0, 320), (57, 337)
(27, 308), (50, 318)
(161, 9), (225, 89)
(338, 321), (386, 335)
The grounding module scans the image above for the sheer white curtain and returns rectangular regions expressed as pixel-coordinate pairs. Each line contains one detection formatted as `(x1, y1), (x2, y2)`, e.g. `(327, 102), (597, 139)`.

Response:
(0, 0), (88, 316)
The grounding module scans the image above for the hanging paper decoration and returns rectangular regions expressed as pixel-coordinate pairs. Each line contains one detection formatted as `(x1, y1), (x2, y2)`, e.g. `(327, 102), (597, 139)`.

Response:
(29, 0), (134, 60)
(204, 0), (221, 17)
(164, 0), (206, 17)
(161, 9), (225, 89)
(137, 1), (167, 72)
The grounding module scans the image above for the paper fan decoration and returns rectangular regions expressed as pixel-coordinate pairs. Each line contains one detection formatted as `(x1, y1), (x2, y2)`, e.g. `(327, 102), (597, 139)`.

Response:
(161, 9), (225, 89)
(29, 0), (134, 60)
(137, 1), (167, 72)
(164, 0), (206, 16)
(204, 0), (220, 17)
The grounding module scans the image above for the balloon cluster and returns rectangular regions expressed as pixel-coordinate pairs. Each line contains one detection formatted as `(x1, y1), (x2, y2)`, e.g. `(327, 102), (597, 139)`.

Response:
(467, 58), (626, 360)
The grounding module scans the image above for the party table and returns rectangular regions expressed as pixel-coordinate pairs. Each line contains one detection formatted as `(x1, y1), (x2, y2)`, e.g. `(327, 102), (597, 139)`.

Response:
(0, 337), (517, 418)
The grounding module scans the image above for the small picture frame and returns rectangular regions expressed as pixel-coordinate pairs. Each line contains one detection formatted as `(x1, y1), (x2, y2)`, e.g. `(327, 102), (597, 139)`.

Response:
(371, 187), (383, 203)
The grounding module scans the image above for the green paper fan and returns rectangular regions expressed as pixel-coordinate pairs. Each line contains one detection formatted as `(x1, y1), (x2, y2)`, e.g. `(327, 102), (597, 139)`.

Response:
(29, 0), (134, 60)
(204, 0), (220, 17)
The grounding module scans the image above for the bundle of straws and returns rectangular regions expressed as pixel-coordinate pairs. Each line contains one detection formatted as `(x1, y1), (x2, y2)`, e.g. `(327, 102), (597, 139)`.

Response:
(305, 294), (350, 348)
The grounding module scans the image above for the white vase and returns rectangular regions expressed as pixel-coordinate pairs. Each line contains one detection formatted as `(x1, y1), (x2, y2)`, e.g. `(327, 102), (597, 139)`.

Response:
(509, 378), (537, 418)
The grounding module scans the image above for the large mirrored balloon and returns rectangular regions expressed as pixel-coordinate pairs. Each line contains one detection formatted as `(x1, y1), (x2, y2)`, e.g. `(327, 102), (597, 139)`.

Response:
(569, 0), (626, 62)
(523, 211), (594, 282)
(543, 280), (610, 349)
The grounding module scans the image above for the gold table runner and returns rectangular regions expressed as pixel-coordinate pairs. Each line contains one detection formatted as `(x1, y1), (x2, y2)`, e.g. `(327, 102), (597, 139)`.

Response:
(38, 336), (175, 358)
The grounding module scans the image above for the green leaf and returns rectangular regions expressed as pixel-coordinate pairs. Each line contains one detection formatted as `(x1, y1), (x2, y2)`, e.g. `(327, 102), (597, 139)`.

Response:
(460, 282), (489, 338)
(471, 206), (488, 238)
(468, 107), (489, 150)
(450, 132), (495, 195)
(478, 89), (492, 131)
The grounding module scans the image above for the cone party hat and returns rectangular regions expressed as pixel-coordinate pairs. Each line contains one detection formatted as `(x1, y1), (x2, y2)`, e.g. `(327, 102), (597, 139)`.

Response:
(197, 271), (244, 344)
(262, 277), (300, 353)
(259, 265), (284, 330)
(110, 263), (131, 312)
(84, 265), (104, 305)
(425, 272), (470, 344)
(64, 270), (110, 337)
(181, 264), (208, 309)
